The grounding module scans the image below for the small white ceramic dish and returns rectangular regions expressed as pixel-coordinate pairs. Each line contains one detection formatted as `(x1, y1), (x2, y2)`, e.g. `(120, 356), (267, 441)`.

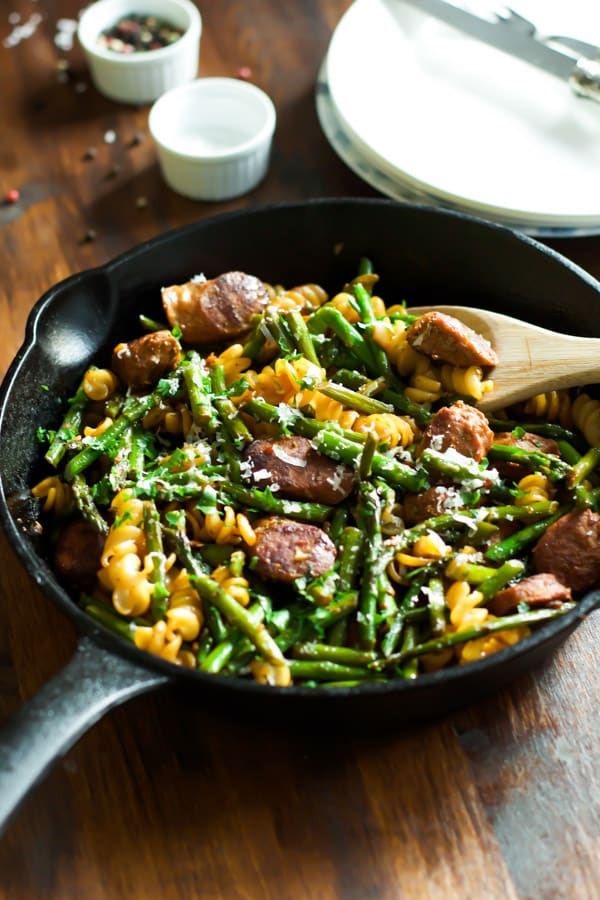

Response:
(148, 77), (277, 201)
(77, 0), (202, 105)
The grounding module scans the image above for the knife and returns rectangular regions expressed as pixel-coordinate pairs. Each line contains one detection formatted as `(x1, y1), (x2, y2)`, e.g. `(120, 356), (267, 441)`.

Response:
(401, 0), (600, 103)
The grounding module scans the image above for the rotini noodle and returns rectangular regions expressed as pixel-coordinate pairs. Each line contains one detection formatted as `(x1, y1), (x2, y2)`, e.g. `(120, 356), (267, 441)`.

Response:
(515, 473), (553, 505)
(572, 393), (600, 446)
(267, 283), (328, 313)
(83, 367), (120, 401)
(211, 343), (252, 385)
(143, 403), (193, 435)
(185, 503), (256, 546)
(210, 562), (251, 607)
(134, 620), (182, 662)
(405, 372), (443, 405)
(520, 389), (573, 425)
(372, 318), (425, 376)
(165, 568), (203, 641)
(31, 475), (74, 515)
(439, 364), (493, 401)
(98, 492), (154, 617)
(351, 413), (417, 449)
(83, 416), (113, 438)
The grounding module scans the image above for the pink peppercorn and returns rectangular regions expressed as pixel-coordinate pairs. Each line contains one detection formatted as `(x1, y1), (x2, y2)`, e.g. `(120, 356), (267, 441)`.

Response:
(5, 189), (20, 204)
(236, 66), (252, 80)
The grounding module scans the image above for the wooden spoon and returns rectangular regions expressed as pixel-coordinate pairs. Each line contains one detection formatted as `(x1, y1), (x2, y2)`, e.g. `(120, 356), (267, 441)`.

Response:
(405, 305), (600, 413)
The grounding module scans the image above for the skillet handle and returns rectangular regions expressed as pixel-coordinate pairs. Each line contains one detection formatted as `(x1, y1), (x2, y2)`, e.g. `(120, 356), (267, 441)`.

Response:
(0, 636), (169, 836)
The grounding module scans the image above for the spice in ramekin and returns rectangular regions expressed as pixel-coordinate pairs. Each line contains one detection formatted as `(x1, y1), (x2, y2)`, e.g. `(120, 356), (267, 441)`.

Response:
(97, 14), (184, 54)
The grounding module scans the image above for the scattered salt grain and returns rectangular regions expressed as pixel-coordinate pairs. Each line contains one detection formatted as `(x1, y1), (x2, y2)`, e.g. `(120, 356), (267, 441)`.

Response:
(104, 130), (117, 144)
(3, 12), (42, 47)
(54, 17), (77, 52)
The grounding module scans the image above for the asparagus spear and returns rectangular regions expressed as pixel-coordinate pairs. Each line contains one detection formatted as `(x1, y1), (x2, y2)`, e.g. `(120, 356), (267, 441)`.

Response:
(143, 500), (170, 621)
(283, 310), (320, 365)
(379, 605), (575, 669)
(64, 373), (180, 480)
(44, 383), (88, 467)
(71, 474), (109, 535)
(293, 642), (378, 667)
(222, 482), (333, 523)
(182, 351), (218, 430)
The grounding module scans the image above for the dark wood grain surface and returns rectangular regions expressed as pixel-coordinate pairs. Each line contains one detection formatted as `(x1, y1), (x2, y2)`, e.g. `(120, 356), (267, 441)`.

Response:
(0, 2), (599, 897)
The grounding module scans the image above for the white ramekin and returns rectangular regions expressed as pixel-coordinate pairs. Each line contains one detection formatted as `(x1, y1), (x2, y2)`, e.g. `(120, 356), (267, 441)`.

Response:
(77, 0), (202, 105)
(148, 77), (277, 201)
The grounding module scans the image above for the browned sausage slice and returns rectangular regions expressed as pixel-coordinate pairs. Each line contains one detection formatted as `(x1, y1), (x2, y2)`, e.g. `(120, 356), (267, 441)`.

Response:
(418, 400), (494, 462)
(111, 330), (181, 390)
(252, 517), (337, 583)
(242, 436), (355, 505)
(494, 431), (560, 456)
(490, 573), (572, 616)
(533, 508), (600, 593)
(402, 485), (462, 525)
(161, 271), (270, 344)
(406, 311), (498, 367)
(492, 431), (561, 480)
(54, 520), (105, 590)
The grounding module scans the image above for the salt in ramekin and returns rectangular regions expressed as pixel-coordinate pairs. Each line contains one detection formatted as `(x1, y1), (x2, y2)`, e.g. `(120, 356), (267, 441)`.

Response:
(77, 0), (202, 105)
(148, 77), (277, 201)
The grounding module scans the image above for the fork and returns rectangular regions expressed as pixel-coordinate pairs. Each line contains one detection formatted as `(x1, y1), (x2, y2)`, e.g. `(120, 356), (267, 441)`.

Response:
(493, 5), (600, 60)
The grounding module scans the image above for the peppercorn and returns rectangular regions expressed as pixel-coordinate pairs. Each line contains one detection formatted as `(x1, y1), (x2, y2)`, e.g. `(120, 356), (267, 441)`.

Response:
(97, 14), (184, 54)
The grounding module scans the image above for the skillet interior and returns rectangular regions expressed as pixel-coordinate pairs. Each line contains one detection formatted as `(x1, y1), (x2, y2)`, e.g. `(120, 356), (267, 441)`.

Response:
(2, 198), (600, 723)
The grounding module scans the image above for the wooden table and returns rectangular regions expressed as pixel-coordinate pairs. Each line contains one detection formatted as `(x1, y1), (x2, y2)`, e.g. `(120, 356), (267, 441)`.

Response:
(0, 2), (599, 896)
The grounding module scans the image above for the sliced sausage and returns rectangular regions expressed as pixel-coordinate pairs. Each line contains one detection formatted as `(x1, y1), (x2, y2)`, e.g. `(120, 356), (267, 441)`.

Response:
(533, 508), (600, 593)
(494, 431), (560, 456)
(111, 330), (182, 390)
(406, 311), (498, 368)
(490, 573), (572, 616)
(161, 271), (270, 344)
(242, 436), (355, 505)
(492, 431), (561, 481)
(402, 485), (463, 525)
(418, 400), (494, 462)
(252, 516), (337, 583)
(54, 519), (105, 590)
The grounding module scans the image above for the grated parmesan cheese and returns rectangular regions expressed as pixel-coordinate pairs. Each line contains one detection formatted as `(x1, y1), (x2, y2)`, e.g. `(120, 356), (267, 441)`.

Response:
(272, 444), (306, 467)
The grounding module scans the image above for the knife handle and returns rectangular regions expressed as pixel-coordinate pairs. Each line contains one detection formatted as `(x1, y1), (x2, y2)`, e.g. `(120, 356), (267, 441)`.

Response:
(570, 58), (600, 103)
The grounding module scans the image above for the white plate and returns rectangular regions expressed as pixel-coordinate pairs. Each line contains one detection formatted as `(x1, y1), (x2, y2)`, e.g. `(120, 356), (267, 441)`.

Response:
(326, 0), (600, 228)
(316, 57), (600, 238)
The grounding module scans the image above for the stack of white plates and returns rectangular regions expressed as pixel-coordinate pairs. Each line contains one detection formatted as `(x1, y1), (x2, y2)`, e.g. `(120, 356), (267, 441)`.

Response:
(316, 0), (600, 237)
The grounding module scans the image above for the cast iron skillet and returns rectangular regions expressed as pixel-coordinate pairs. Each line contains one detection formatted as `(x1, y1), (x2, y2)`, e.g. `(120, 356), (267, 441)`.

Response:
(1, 199), (599, 833)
